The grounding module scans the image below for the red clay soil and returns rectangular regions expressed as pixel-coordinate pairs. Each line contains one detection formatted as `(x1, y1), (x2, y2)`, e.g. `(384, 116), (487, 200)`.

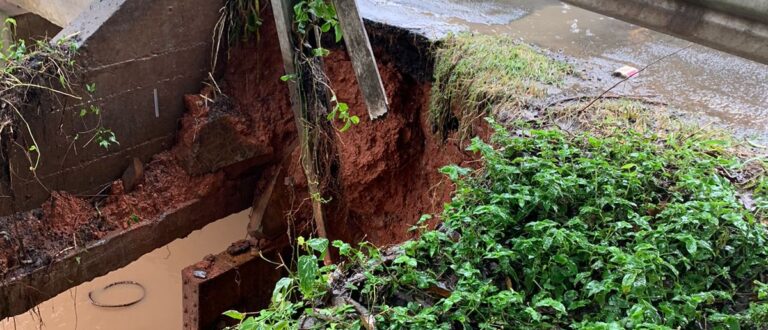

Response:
(218, 7), (486, 247)
(322, 50), (477, 246)
(0, 149), (229, 276)
(0, 9), (485, 277)
(98, 153), (225, 228)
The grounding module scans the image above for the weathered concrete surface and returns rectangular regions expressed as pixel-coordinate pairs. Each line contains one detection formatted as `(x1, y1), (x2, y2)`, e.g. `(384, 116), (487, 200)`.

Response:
(0, 172), (257, 319)
(0, 1), (26, 17)
(181, 247), (284, 330)
(0, 0), (91, 27)
(688, 0), (768, 23)
(0, 0), (226, 215)
(563, 0), (768, 65)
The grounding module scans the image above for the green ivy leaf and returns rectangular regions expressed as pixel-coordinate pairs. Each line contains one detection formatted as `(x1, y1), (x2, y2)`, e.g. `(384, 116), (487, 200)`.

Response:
(271, 277), (293, 304)
(222, 310), (245, 321)
(394, 255), (417, 268)
(535, 298), (567, 315)
(280, 74), (296, 82)
(312, 47), (330, 57)
(334, 25), (343, 42)
(297, 255), (319, 298)
(622, 272), (638, 295)
(306, 238), (329, 258)
(333, 240), (352, 256)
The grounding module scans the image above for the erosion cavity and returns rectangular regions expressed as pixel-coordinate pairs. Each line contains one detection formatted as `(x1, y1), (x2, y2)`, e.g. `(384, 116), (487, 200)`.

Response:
(191, 10), (479, 248)
(0, 6), (481, 323)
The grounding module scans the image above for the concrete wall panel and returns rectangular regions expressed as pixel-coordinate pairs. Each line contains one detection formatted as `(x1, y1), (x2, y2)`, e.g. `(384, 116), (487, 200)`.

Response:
(2, 0), (91, 27)
(1, 0), (226, 214)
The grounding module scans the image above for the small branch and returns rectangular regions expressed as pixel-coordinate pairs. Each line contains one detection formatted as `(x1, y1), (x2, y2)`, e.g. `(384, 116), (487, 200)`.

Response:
(543, 94), (667, 110)
(334, 296), (376, 330)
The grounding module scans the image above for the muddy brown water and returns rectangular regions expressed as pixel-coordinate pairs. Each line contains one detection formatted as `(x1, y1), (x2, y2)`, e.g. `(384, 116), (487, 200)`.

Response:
(0, 210), (250, 330)
(360, 0), (768, 141)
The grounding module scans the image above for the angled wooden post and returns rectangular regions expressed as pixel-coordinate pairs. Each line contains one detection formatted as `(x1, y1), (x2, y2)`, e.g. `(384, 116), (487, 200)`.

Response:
(270, 0), (332, 265)
(331, 0), (389, 119)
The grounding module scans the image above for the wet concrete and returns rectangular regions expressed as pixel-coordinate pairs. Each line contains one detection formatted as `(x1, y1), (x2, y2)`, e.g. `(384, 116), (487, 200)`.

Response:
(359, 0), (768, 140)
(0, 210), (250, 330)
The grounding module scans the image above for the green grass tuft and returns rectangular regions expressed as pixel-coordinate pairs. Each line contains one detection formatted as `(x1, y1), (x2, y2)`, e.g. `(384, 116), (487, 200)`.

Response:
(430, 34), (572, 139)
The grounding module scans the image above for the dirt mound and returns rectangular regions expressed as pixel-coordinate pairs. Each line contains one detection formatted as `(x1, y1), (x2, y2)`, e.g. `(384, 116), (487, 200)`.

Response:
(99, 152), (225, 228)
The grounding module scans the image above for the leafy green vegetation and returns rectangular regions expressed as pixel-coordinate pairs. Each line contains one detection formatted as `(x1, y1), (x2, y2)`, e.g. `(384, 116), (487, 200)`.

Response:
(430, 34), (572, 139)
(225, 0), (263, 43)
(0, 18), (117, 177)
(754, 177), (768, 221)
(226, 35), (768, 329)
(291, 0), (358, 133)
(228, 115), (768, 329)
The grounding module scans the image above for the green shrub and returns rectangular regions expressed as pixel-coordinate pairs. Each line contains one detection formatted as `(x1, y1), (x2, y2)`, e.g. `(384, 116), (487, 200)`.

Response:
(227, 120), (768, 329)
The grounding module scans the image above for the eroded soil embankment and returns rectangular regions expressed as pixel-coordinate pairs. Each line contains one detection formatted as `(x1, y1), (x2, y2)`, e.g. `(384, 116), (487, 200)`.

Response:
(216, 13), (485, 246)
(0, 11), (480, 283)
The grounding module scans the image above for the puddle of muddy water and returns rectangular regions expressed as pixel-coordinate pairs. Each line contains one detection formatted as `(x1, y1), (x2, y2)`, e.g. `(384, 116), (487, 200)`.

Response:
(1, 209), (251, 330)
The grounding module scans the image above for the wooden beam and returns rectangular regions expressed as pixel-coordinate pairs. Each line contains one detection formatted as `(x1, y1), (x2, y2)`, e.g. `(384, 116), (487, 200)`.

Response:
(270, 0), (332, 265)
(331, 0), (389, 119)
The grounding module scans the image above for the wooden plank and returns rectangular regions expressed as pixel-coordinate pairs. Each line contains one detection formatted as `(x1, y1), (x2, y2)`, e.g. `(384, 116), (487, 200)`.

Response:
(270, 0), (332, 265)
(332, 0), (389, 119)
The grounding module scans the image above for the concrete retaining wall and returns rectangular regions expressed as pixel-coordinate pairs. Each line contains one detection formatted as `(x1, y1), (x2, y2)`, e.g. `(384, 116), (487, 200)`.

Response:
(1, 0), (91, 27)
(0, 0), (225, 214)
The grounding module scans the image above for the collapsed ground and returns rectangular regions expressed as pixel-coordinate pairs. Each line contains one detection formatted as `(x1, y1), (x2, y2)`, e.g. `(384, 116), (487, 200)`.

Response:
(0, 9), (471, 284)
(224, 35), (768, 329)
(0, 6), (766, 329)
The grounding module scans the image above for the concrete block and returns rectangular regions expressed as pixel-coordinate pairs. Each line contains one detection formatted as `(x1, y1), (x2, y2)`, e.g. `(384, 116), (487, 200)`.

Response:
(564, 0), (768, 65)
(3, 0), (91, 27)
(121, 157), (144, 192)
(176, 95), (275, 175)
(248, 165), (291, 240)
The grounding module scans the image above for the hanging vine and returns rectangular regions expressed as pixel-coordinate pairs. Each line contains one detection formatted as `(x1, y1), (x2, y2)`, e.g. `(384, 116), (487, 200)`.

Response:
(0, 18), (117, 192)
